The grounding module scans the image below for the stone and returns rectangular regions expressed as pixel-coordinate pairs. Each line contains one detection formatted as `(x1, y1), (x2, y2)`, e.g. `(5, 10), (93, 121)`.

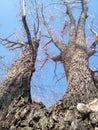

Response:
(90, 112), (98, 124)
(64, 110), (75, 122)
(77, 103), (91, 114)
(95, 127), (98, 130)
(87, 98), (98, 112)
(71, 120), (78, 130)
(77, 98), (98, 114)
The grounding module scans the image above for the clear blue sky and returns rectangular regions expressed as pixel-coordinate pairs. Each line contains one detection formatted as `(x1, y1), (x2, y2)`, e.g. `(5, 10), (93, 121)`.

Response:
(0, 0), (98, 107)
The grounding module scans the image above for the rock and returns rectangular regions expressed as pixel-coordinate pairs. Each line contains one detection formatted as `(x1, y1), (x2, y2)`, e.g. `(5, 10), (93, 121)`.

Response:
(88, 98), (98, 112)
(71, 120), (78, 130)
(59, 124), (66, 130)
(90, 112), (98, 124)
(39, 116), (48, 129)
(95, 127), (98, 130)
(77, 103), (91, 114)
(77, 98), (98, 114)
(64, 110), (76, 122)
(71, 119), (89, 130)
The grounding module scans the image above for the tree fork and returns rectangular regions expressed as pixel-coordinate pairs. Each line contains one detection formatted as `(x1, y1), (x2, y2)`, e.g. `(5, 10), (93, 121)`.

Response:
(61, 0), (98, 107)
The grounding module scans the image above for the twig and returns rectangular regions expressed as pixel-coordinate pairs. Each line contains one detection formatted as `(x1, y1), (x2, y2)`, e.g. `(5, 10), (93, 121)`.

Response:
(42, 40), (52, 49)
(88, 24), (97, 36)
(88, 24), (98, 52)
(60, 21), (68, 44)
(0, 38), (26, 49)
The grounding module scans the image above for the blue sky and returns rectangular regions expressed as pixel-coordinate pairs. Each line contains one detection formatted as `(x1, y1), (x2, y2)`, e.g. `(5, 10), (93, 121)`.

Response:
(0, 0), (98, 107)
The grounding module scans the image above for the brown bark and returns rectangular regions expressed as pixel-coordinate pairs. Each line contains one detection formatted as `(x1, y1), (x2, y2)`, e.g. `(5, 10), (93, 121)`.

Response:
(60, 0), (98, 107)
(0, 38), (39, 112)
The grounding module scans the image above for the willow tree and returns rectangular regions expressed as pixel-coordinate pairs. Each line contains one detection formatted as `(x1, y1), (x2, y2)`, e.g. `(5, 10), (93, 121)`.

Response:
(0, 0), (98, 130)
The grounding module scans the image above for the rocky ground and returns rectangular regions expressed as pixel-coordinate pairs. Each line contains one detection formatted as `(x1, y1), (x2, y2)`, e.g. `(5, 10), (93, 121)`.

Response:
(0, 97), (98, 130)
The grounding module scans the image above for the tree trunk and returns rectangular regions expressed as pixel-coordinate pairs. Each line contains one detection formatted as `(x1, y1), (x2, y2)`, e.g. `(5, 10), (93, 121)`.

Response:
(60, 0), (98, 107)
(0, 39), (39, 114)
(62, 42), (98, 108)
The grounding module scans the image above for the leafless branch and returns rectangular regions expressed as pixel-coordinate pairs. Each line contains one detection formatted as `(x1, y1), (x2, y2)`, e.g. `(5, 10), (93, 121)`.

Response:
(88, 25), (98, 54)
(22, 0), (34, 55)
(41, 35), (51, 39)
(55, 73), (65, 84)
(65, 3), (76, 45)
(87, 48), (95, 57)
(22, 0), (26, 16)
(63, 0), (83, 6)
(40, 48), (62, 70)
(53, 62), (58, 79)
(22, 16), (32, 47)
(34, 0), (40, 38)
(60, 21), (68, 44)
(77, 0), (88, 39)
(42, 40), (52, 49)
(41, 4), (66, 51)
(88, 24), (97, 36)
(0, 37), (26, 50)
(40, 58), (48, 69)
(30, 0), (41, 39)
(43, 49), (62, 62)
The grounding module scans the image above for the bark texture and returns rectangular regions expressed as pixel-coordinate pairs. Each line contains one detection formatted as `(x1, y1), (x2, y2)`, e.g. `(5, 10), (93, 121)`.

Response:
(60, 0), (98, 107)
(0, 38), (39, 115)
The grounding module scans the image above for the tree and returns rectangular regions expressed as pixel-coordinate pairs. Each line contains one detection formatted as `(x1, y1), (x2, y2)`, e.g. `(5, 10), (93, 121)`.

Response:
(42, 0), (98, 107)
(0, 0), (98, 129)
(0, 0), (41, 109)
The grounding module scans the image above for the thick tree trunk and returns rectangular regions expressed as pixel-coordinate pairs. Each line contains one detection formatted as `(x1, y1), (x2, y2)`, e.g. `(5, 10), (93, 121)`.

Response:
(61, 0), (98, 107)
(0, 39), (39, 114)
(62, 42), (98, 108)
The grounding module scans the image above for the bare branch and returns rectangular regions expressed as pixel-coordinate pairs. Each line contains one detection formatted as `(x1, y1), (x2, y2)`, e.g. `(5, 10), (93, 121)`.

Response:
(87, 49), (95, 57)
(30, 0), (40, 39)
(41, 5), (66, 51)
(41, 35), (50, 39)
(22, 0), (31, 43)
(40, 59), (48, 69)
(53, 62), (58, 79)
(88, 25), (98, 55)
(49, 54), (62, 62)
(88, 24), (97, 36)
(6, 33), (16, 39)
(22, 0), (26, 16)
(60, 20), (68, 44)
(44, 52), (62, 62)
(22, 0), (35, 56)
(0, 38), (26, 50)
(22, 16), (32, 46)
(34, 0), (40, 38)
(77, 0), (88, 39)
(42, 40), (52, 49)
(66, 3), (76, 45)
(40, 53), (62, 71)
